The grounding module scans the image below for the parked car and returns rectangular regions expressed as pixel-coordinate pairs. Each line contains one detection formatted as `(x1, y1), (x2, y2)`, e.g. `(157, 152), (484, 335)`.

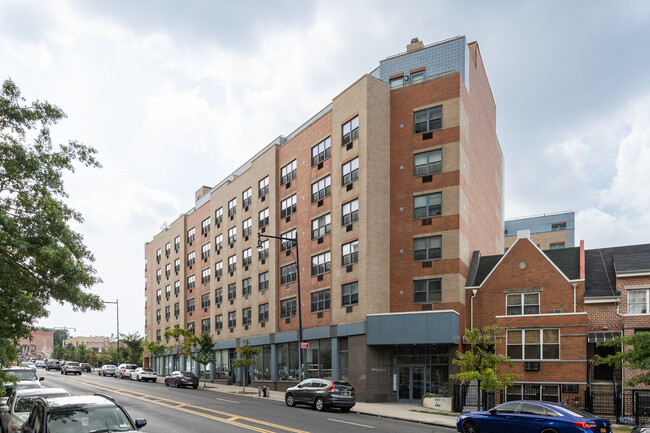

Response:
(164, 371), (199, 389)
(2, 367), (41, 383)
(80, 363), (92, 373)
(19, 394), (147, 433)
(456, 400), (612, 433)
(33, 360), (46, 369)
(130, 367), (157, 382)
(285, 379), (355, 412)
(45, 360), (60, 371)
(60, 361), (82, 375)
(115, 364), (138, 379)
(98, 364), (117, 376)
(0, 387), (70, 433)
(21, 362), (36, 372)
(0, 381), (44, 406)
(632, 425), (650, 433)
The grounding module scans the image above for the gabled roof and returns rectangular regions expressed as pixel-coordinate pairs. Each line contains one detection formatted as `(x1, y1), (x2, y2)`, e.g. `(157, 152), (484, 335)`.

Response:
(585, 244), (650, 298)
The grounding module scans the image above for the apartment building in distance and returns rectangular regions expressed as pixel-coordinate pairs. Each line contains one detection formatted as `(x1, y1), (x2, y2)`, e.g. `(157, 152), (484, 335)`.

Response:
(144, 36), (504, 403)
(504, 211), (575, 251)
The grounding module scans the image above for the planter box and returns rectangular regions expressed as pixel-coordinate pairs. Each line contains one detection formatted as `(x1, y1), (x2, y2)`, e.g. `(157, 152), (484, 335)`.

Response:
(423, 396), (453, 412)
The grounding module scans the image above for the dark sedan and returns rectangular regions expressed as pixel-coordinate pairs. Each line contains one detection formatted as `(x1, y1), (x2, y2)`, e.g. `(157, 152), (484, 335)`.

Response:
(164, 371), (199, 389)
(456, 400), (611, 433)
(285, 379), (355, 412)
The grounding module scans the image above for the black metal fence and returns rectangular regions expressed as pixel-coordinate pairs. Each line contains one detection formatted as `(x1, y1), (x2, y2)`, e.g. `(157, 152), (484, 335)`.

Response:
(453, 383), (495, 412)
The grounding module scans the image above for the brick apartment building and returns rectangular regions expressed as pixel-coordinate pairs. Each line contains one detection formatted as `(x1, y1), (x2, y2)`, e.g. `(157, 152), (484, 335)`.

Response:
(144, 36), (504, 403)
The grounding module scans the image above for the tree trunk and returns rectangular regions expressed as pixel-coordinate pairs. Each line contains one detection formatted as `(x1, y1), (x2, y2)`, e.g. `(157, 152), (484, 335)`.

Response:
(241, 366), (246, 393)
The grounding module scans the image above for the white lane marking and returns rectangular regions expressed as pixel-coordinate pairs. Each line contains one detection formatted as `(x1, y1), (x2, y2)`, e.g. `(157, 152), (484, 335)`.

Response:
(327, 418), (375, 428)
(215, 397), (240, 404)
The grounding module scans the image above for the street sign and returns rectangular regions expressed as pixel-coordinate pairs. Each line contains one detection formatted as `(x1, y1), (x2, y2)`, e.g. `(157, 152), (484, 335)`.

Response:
(300, 342), (309, 349)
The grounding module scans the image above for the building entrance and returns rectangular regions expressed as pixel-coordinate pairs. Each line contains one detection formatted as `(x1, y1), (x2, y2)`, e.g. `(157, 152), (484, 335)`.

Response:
(398, 364), (425, 402)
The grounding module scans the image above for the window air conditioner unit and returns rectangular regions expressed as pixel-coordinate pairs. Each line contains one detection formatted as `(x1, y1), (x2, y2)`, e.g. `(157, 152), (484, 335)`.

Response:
(524, 362), (540, 371)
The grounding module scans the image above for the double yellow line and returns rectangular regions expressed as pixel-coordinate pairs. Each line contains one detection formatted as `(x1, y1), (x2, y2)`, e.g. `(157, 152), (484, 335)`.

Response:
(67, 377), (309, 433)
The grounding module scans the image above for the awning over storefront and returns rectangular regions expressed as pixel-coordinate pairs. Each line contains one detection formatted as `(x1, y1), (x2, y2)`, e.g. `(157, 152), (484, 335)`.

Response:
(587, 331), (621, 343)
(366, 310), (459, 345)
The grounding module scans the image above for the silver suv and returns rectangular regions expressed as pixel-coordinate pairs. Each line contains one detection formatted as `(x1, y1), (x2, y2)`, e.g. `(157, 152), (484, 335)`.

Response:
(60, 362), (81, 375)
(115, 364), (138, 379)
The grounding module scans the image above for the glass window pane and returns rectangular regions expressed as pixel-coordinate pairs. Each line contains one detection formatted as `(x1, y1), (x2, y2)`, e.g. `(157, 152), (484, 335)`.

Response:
(525, 330), (540, 343)
(507, 330), (522, 344)
(524, 293), (539, 304)
(507, 295), (521, 306)
(543, 329), (559, 344)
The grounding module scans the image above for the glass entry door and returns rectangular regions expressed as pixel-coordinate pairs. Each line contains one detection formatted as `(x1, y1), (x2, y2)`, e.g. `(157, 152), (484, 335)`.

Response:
(398, 365), (425, 402)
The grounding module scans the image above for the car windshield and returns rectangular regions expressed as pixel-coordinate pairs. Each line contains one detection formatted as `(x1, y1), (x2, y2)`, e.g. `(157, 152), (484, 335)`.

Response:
(5, 370), (38, 380)
(15, 393), (69, 412)
(47, 406), (134, 433)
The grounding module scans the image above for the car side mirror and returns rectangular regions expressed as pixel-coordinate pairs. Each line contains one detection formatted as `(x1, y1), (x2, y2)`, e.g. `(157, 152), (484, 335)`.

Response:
(39, 377), (45, 381)
(0, 405), (9, 412)
(134, 418), (147, 429)
(489, 408), (497, 415)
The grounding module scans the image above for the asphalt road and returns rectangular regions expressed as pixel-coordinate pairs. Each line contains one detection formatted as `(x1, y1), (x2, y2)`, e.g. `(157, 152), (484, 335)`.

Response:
(38, 369), (456, 433)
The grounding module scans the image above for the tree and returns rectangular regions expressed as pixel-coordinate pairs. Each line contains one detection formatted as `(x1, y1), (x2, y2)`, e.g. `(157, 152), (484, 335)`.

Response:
(232, 339), (261, 393)
(51, 346), (66, 360)
(452, 326), (521, 411)
(0, 78), (103, 393)
(164, 328), (193, 370)
(120, 332), (144, 365)
(144, 340), (167, 371)
(593, 331), (650, 386)
(74, 343), (89, 363)
(191, 333), (215, 388)
(53, 329), (70, 348)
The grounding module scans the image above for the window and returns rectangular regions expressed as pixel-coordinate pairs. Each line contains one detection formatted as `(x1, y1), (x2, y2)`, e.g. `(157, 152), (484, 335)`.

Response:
(174, 258), (180, 273)
(259, 271), (269, 291)
(410, 70), (424, 83)
(201, 267), (210, 284)
(165, 285), (171, 298)
(201, 292), (210, 308)
(215, 287), (223, 304)
(551, 222), (567, 231)
(413, 236), (442, 260)
(506, 329), (560, 360)
(215, 314), (223, 331)
(281, 298), (297, 318)
(507, 385), (560, 403)
(341, 158), (359, 186)
(242, 278), (252, 296)
(187, 274), (195, 290)
(215, 234), (223, 252)
(174, 236), (181, 251)
(341, 199), (359, 225)
(549, 242), (565, 250)
(202, 318), (211, 333)
(281, 194), (297, 218)
(201, 217), (211, 235)
(156, 309), (161, 322)
(341, 240), (359, 265)
(156, 289), (162, 302)
(201, 242), (210, 260)
(312, 137), (331, 166)
(156, 269), (161, 282)
(259, 303), (269, 322)
(242, 307), (252, 325)
(243, 218), (252, 238)
(187, 298), (195, 313)
(187, 227), (195, 244)
(258, 240), (269, 260)
(342, 116), (359, 145)
(414, 105), (442, 134)
(215, 207), (223, 225)
(312, 214), (331, 239)
(228, 255), (236, 273)
(311, 251), (331, 276)
(165, 263), (171, 277)
(174, 281), (180, 295)
(311, 289), (330, 312)
(280, 229), (297, 252)
(228, 311), (236, 328)
(187, 251), (195, 267)
(414, 279), (442, 303)
(281, 160), (297, 185)
(243, 248), (252, 266)
(165, 242), (171, 257)
(156, 248), (161, 263)
(228, 226), (237, 245)
(281, 263), (297, 284)
(174, 302), (180, 317)
(506, 293), (540, 316)
(215, 261), (223, 278)
(311, 176), (331, 203)
(228, 198), (236, 217)
(259, 208), (269, 229)
(414, 193), (442, 218)
(628, 290), (650, 314)
(228, 283), (237, 301)
(390, 76), (404, 89)
(259, 176), (269, 198)
(156, 330), (161, 341)
(188, 321), (195, 335)
(342, 282), (358, 306)
(243, 188), (252, 208)
(414, 149), (442, 176)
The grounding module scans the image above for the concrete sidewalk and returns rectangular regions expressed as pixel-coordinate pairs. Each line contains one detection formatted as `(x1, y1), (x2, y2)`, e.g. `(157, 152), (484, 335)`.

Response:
(199, 381), (458, 429)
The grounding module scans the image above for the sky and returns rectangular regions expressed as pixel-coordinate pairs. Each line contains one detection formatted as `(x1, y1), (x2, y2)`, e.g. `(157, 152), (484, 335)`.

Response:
(1, 0), (649, 338)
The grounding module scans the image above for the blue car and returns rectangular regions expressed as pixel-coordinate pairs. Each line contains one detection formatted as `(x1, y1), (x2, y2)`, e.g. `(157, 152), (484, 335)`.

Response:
(456, 400), (612, 433)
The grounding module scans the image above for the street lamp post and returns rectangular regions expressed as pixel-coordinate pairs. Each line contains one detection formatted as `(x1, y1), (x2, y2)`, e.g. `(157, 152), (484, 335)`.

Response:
(104, 300), (120, 364)
(257, 232), (304, 382)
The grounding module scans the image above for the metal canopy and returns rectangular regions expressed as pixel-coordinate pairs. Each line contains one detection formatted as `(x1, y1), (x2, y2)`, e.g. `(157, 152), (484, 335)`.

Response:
(587, 331), (621, 343)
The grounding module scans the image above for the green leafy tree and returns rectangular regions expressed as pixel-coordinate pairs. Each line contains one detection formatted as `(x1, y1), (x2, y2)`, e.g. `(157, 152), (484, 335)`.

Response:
(74, 343), (89, 363)
(232, 339), (261, 393)
(144, 340), (167, 371)
(53, 329), (70, 348)
(52, 346), (66, 360)
(120, 332), (144, 365)
(0, 78), (103, 394)
(64, 343), (76, 360)
(164, 328), (193, 370)
(191, 333), (215, 388)
(452, 326), (521, 411)
(593, 331), (650, 385)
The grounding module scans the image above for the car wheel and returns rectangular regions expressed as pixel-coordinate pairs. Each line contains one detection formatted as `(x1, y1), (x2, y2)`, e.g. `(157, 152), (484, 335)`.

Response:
(314, 396), (325, 412)
(285, 393), (296, 407)
(193, 385), (198, 389)
(174, 380), (179, 388)
(165, 380), (169, 386)
(461, 419), (479, 433)
(340, 407), (351, 413)
(540, 430), (558, 433)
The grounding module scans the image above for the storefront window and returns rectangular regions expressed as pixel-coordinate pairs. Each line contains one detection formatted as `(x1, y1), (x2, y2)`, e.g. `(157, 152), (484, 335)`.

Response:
(277, 342), (299, 381)
(339, 338), (349, 382)
(252, 345), (272, 380)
